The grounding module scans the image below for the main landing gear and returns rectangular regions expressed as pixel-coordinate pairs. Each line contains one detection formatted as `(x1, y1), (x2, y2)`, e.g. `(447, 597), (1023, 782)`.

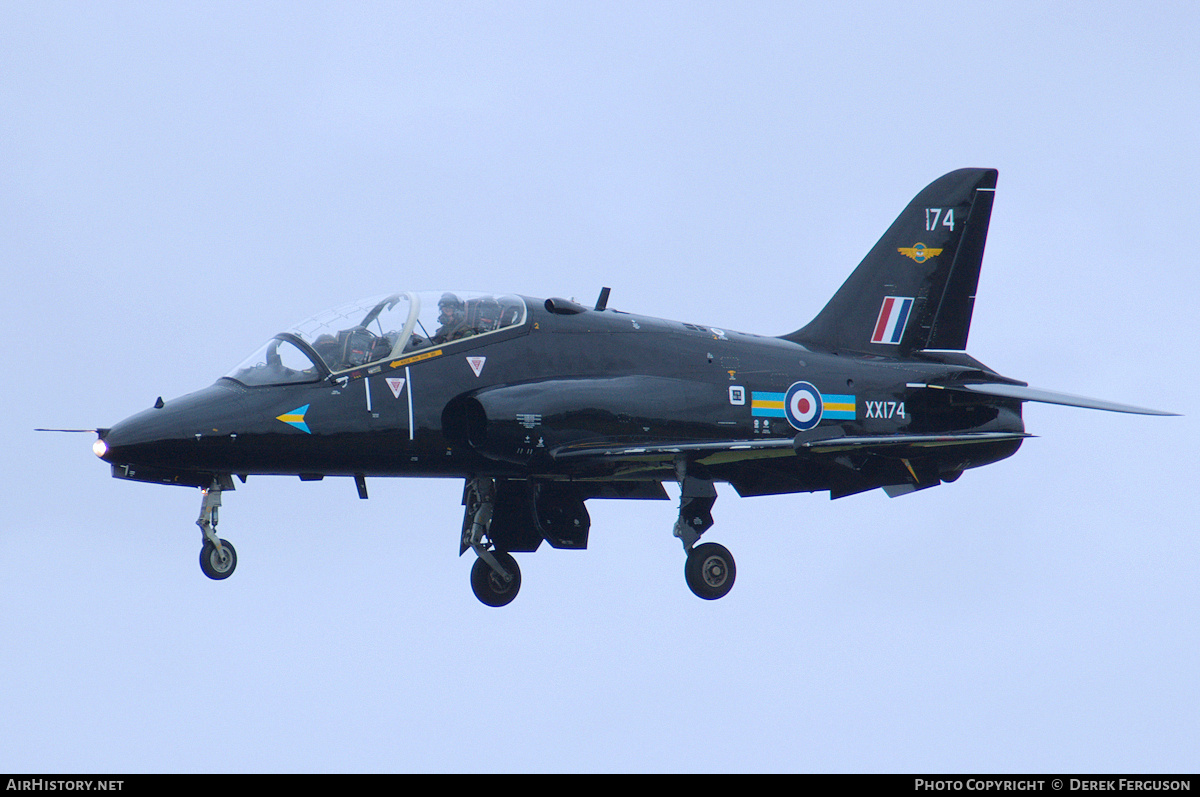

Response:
(674, 471), (736, 601)
(461, 478), (522, 607)
(458, 472), (736, 606)
(196, 480), (237, 580)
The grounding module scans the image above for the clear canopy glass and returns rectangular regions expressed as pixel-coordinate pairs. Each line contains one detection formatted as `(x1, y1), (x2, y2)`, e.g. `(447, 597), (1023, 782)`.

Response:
(225, 291), (527, 386)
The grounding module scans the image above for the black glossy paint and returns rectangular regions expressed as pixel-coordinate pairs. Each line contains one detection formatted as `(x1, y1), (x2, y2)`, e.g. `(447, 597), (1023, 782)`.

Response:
(103, 169), (1032, 505)
(102, 296), (1027, 488)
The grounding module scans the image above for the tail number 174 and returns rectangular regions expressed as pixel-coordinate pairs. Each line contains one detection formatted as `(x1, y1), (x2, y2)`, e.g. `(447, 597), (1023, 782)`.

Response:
(925, 207), (955, 232)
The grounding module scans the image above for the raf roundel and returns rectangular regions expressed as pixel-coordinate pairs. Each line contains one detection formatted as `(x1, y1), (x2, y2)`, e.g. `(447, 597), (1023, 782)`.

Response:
(784, 381), (823, 431)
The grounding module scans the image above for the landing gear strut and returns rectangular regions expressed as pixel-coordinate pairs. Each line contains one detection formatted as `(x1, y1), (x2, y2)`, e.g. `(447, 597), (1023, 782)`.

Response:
(461, 477), (522, 606)
(196, 480), (237, 580)
(673, 466), (735, 600)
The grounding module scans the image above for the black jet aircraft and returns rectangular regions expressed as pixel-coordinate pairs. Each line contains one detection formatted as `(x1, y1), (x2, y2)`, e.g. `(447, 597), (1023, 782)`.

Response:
(78, 169), (1175, 606)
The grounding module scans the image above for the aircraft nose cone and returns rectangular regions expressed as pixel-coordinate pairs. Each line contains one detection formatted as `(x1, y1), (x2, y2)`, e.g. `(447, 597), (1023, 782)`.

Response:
(101, 404), (188, 466)
(98, 382), (257, 487)
(101, 382), (250, 470)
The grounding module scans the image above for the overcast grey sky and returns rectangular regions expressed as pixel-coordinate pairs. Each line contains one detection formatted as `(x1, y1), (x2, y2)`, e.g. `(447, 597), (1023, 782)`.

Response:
(2, 1), (1197, 773)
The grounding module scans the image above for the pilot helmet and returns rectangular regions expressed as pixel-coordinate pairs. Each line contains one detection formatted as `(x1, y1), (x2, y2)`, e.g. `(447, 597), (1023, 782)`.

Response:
(438, 293), (464, 320)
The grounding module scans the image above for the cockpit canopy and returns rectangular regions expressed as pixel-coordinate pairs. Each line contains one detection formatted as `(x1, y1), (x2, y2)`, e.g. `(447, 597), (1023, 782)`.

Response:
(226, 291), (527, 386)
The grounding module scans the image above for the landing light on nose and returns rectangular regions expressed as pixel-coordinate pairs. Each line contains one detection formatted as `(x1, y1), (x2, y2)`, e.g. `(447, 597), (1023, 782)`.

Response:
(93, 438), (108, 459)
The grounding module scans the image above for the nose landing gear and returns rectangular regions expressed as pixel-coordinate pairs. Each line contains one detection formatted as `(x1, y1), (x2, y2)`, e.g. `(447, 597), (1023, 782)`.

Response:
(196, 480), (237, 580)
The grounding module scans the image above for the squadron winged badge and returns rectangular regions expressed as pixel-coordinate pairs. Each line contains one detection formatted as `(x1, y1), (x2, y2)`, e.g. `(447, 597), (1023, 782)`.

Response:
(65, 169), (1177, 606)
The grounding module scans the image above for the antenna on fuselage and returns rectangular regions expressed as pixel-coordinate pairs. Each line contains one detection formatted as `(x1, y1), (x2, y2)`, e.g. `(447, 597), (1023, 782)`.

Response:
(594, 287), (611, 311)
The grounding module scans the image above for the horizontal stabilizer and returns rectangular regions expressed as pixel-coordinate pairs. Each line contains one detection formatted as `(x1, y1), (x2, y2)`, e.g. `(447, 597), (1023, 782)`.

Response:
(908, 382), (1179, 416)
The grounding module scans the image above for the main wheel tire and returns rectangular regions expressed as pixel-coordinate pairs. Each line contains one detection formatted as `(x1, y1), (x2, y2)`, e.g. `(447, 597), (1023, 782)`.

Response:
(685, 542), (735, 600)
(470, 551), (521, 607)
(200, 539), (237, 580)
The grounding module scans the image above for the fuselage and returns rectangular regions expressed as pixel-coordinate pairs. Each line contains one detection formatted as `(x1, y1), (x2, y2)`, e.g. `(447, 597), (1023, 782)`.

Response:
(99, 294), (1025, 498)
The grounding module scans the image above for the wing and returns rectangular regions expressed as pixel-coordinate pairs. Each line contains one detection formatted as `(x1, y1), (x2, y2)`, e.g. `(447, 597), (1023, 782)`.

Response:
(550, 430), (1030, 467)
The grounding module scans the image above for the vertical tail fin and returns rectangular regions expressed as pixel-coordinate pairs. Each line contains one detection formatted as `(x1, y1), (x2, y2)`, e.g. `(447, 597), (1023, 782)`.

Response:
(784, 168), (998, 355)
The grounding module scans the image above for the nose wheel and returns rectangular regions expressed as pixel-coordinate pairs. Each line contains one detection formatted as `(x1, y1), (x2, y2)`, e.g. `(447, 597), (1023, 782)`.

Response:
(200, 538), (238, 580)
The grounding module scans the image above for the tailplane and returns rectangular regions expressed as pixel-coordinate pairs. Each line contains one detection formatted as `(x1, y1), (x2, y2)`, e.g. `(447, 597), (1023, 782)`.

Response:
(785, 168), (998, 355)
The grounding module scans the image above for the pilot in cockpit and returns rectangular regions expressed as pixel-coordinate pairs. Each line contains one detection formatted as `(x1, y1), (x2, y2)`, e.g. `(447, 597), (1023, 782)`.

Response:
(312, 329), (395, 371)
(433, 292), (467, 343)
(312, 334), (340, 370)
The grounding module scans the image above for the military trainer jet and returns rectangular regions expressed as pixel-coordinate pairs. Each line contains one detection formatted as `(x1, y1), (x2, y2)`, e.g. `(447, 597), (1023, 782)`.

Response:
(79, 169), (1175, 606)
